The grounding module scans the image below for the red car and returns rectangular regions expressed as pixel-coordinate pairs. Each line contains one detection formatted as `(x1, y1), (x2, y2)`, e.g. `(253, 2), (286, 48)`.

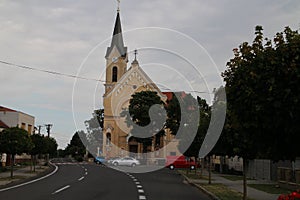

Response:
(277, 189), (300, 200)
(166, 155), (197, 170)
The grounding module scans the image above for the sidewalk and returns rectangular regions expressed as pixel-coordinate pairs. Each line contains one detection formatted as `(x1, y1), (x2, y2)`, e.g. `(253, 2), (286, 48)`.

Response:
(0, 165), (50, 187)
(181, 170), (279, 200)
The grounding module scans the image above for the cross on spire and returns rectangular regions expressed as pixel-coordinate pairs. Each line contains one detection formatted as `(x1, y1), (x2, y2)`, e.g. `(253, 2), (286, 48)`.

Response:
(117, 0), (120, 12)
(134, 49), (138, 60)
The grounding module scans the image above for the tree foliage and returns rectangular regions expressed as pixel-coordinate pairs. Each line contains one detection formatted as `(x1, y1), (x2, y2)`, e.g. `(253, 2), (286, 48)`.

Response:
(0, 127), (33, 178)
(84, 109), (104, 156)
(0, 127), (33, 156)
(222, 26), (300, 161)
(30, 134), (57, 156)
(181, 96), (210, 158)
(222, 25), (300, 200)
(30, 134), (45, 156)
(65, 131), (86, 158)
(43, 136), (58, 157)
(121, 91), (165, 153)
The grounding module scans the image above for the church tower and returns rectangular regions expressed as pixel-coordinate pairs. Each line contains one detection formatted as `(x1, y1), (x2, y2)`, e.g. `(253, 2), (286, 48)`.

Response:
(104, 9), (128, 94)
(102, 4), (179, 159)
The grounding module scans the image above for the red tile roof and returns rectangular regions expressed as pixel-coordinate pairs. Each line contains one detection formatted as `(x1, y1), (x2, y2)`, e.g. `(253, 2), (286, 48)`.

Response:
(0, 120), (9, 128)
(0, 106), (17, 112)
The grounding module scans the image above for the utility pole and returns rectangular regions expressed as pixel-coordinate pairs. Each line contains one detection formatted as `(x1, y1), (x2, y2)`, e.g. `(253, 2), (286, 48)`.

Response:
(45, 124), (53, 137)
(38, 125), (42, 134)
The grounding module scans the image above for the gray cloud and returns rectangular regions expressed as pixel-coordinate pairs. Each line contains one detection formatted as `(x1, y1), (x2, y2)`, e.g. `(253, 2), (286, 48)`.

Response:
(0, 0), (299, 148)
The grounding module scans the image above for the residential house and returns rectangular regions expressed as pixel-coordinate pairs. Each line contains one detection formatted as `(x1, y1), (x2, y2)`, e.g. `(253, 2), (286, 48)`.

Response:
(0, 106), (35, 134)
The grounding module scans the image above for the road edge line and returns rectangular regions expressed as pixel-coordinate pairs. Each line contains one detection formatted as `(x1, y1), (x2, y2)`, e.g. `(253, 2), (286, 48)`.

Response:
(0, 160), (58, 192)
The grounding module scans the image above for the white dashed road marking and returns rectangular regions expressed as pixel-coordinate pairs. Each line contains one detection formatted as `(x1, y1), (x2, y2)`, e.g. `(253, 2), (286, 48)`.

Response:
(126, 173), (147, 200)
(52, 185), (70, 194)
(138, 189), (144, 193)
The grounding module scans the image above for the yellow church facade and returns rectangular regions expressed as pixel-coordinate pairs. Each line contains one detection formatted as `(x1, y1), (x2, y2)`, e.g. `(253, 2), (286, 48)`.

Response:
(102, 10), (179, 161)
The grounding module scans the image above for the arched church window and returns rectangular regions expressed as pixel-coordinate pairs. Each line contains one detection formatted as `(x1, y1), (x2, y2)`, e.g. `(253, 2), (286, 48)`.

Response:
(106, 133), (111, 146)
(112, 67), (118, 82)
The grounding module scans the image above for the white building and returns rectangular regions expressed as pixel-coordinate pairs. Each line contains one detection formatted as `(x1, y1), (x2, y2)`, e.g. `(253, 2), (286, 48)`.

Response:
(0, 106), (35, 134)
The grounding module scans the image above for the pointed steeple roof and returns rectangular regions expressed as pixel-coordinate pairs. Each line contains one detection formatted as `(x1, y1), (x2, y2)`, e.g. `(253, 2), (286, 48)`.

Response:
(105, 11), (127, 58)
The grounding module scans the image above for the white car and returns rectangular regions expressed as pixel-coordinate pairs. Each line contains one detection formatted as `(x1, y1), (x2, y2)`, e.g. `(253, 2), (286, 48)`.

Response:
(112, 157), (140, 167)
(107, 157), (120, 165)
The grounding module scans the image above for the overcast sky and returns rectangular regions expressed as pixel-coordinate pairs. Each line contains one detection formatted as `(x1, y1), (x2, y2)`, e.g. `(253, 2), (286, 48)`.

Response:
(0, 0), (299, 148)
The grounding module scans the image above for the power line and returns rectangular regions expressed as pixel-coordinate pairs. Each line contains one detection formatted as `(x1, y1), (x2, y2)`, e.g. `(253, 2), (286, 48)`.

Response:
(0, 60), (103, 82)
(0, 59), (212, 94)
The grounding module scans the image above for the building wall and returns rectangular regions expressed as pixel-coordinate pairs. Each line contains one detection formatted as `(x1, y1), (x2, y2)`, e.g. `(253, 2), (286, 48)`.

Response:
(247, 159), (271, 180)
(0, 111), (35, 134)
(228, 156), (243, 172)
(0, 111), (19, 128)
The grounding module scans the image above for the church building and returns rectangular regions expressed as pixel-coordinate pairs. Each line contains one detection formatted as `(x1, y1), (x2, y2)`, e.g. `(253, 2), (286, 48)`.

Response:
(102, 7), (179, 160)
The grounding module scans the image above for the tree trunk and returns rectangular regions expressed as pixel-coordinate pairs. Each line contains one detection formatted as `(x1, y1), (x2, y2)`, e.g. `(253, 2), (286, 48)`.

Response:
(200, 158), (204, 177)
(208, 156), (212, 184)
(220, 156), (223, 174)
(33, 155), (36, 172)
(30, 155), (33, 172)
(10, 154), (15, 179)
(243, 158), (248, 200)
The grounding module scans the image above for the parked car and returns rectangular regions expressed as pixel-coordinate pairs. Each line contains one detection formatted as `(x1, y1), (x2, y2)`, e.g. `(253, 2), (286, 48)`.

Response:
(277, 189), (300, 200)
(94, 156), (106, 164)
(166, 155), (197, 170)
(107, 157), (120, 165)
(112, 157), (140, 167)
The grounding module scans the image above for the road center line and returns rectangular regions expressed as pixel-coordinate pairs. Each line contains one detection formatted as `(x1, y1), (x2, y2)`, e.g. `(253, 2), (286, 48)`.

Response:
(127, 173), (147, 200)
(139, 196), (146, 200)
(138, 189), (144, 193)
(78, 176), (85, 181)
(52, 185), (70, 194)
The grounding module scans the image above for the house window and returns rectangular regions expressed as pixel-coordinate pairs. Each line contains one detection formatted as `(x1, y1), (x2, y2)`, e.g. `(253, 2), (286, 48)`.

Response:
(21, 123), (26, 130)
(106, 133), (111, 146)
(112, 67), (118, 82)
(28, 125), (32, 134)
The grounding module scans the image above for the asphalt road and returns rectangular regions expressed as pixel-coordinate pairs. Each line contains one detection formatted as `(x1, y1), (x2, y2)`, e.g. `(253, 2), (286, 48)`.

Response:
(0, 159), (211, 200)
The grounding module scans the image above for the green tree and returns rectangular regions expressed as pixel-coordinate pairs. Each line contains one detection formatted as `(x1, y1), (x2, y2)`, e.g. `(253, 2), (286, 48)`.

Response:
(30, 134), (44, 171)
(94, 109), (104, 129)
(84, 109), (104, 156)
(121, 91), (166, 153)
(181, 96), (210, 158)
(222, 26), (300, 200)
(0, 127), (33, 178)
(44, 136), (58, 158)
(65, 131), (86, 161)
(165, 92), (202, 157)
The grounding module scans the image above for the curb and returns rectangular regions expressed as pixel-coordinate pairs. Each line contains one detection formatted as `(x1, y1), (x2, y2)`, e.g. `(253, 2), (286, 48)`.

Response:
(180, 172), (221, 200)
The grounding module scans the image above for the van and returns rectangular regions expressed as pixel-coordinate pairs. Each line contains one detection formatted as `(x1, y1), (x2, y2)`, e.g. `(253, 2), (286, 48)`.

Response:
(166, 155), (196, 170)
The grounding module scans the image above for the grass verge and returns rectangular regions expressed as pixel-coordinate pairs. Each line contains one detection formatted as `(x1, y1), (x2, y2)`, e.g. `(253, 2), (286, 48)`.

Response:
(177, 170), (212, 180)
(0, 175), (27, 181)
(248, 184), (292, 195)
(198, 183), (255, 200)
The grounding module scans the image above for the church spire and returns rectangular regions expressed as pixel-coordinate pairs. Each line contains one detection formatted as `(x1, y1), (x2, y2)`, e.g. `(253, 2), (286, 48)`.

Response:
(113, 12), (122, 36)
(105, 2), (127, 58)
